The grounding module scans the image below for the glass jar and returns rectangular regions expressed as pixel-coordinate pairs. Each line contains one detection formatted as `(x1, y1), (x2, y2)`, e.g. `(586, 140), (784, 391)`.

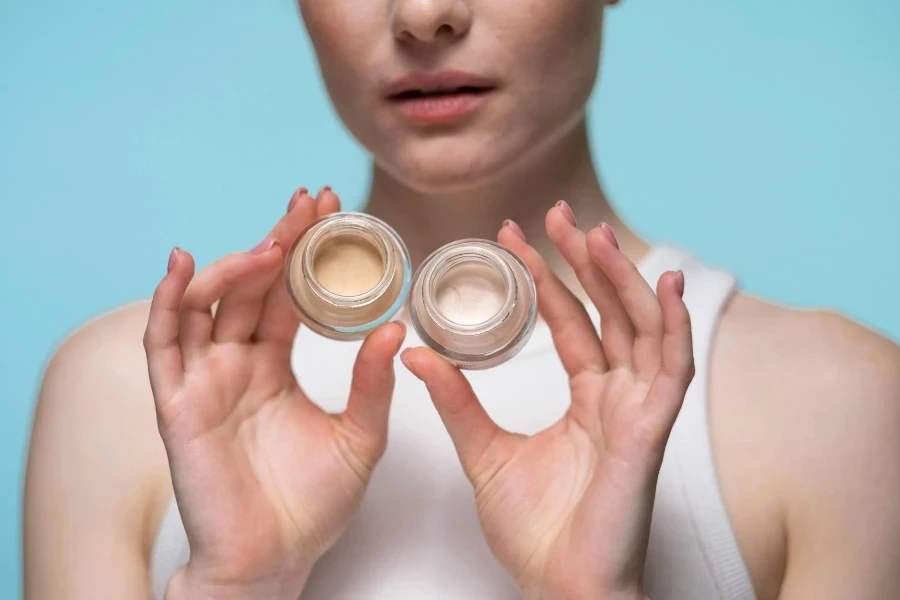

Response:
(284, 212), (411, 340)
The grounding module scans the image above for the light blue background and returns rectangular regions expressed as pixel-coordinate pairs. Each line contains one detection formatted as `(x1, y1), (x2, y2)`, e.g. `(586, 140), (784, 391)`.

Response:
(1, 0), (898, 594)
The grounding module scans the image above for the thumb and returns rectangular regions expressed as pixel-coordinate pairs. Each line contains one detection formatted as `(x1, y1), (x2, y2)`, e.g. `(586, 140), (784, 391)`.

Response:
(341, 321), (406, 462)
(401, 347), (512, 484)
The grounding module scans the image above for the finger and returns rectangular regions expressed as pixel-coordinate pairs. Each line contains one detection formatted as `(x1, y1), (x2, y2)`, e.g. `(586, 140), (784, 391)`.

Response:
(316, 185), (341, 218)
(144, 248), (194, 405)
(178, 243), (282, 364)
(270, 187), (316, 245)
(211, 239), (285, 343)
(339, 322), (407, 462)
(402, 347), (514, 485)
(498, 221), (608, 378)
(644, 270), (694, 435)
(254, 190), (322, 347)
(545, 203), (635, 368)
(585, 224), (663, 380)
(285, 187), (307, 214)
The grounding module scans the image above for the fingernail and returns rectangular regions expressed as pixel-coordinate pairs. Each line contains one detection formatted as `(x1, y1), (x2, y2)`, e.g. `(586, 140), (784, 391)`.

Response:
(392, 320), (407, 337)
(675, 270), (685, 296)
(556, 200), (576, 227)
(399, 348), (412, 369)
(250, 238), (278, 254)
(503, 219), (526, 241)
(168, 247), (180, 273)
(599, 222), (619, 249)
(287, 188), (307, 213)
(317, 185), (332, 199)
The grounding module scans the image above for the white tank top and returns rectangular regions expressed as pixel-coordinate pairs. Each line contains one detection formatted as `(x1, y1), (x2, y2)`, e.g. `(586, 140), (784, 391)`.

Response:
(150, 244), (755, 600)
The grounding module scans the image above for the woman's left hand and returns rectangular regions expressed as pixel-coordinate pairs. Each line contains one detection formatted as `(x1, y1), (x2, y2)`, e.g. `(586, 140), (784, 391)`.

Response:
(402, 203), (694, 600)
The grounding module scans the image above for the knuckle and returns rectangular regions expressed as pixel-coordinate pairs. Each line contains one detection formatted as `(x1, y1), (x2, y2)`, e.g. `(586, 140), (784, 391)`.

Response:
(220, 264), (243, 287)
(142, 329), (154, 351)
(529, 262), (548, 287)
(686, 359), (697, 380)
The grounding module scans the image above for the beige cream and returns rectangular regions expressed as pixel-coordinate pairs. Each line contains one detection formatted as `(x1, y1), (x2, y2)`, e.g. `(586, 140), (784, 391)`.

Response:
(313, 236), (385, 296)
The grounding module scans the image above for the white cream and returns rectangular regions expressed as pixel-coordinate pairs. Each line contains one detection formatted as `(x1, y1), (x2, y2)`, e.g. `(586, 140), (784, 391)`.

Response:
(435, 261), (505, 326)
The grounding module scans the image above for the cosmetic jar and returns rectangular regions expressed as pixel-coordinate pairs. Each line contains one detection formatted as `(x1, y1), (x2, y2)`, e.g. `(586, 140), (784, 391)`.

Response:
(408, 239), (537, 370)
(286, 215), (537, 368)
(285, 213), (411, 340)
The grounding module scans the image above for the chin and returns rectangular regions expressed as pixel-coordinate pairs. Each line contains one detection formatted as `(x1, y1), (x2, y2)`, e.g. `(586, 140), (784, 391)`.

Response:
(375, 136), (523, 194)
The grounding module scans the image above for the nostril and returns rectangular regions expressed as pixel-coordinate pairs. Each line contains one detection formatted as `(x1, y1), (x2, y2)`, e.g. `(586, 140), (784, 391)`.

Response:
(397, 23), (455, 44)
(398, 30), (417, 44)
(391, 0), (472, 43)
(435, 23), (454, 38)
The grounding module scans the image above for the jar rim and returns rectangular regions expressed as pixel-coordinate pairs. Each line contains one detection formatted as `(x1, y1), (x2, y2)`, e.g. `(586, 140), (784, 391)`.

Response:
(301, 213), (397, 308)
(408, 239), (538, 369)
(421, 243), (516, 335)
(283, 212), (412, 341)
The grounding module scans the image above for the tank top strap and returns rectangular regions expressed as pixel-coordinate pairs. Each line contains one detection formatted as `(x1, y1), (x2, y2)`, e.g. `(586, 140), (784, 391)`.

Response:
(150, 496), (190, 600)
(641, 244), (756, 599)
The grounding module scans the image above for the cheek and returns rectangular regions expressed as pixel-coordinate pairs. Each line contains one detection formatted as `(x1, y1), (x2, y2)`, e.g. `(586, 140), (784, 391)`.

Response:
(298, 1), (388, 140)
(299, 1), (382, 87)
(493, 0), (602, 107)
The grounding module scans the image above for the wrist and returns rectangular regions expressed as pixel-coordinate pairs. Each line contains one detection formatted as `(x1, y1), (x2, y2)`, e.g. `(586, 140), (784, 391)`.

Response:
(164, 562), (311, 600)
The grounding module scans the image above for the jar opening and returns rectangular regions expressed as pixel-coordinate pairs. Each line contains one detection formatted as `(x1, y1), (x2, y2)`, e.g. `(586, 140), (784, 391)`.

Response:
(302, 218), (395, 307)
(313, 234), (384, 297)
(424, 249), (515, 335)
(432, 258), (508, 326)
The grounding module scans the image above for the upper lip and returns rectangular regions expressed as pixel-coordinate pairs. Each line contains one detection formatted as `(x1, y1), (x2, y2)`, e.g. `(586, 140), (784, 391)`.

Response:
(384, 70), (498, 98)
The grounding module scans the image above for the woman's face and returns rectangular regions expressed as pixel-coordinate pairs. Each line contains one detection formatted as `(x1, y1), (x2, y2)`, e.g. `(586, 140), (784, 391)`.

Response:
(299, 0), (610, 193)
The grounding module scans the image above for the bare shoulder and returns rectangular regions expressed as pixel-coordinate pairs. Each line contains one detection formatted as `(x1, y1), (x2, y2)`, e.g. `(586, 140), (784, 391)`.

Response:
(24, 301), (173, 597)
(709, 293), (900, 599)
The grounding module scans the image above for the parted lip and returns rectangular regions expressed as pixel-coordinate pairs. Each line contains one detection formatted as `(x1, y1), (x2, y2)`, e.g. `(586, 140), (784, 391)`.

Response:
(384, 69), (498, 99)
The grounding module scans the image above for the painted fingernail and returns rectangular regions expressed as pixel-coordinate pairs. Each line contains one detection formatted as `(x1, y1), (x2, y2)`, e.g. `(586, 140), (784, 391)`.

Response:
(250, 238), (278, 254)
(599, 222), (619, 249)
(503, 219), (526, 241)
(675, 270), (685, 296)
(168, 247), (180, 273)
(287, 188), (307, 213)
(556, 200), (576, 227)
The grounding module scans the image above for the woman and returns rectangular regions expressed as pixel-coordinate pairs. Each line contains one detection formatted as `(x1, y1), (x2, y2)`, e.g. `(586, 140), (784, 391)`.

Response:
(24, 0), (900, 598)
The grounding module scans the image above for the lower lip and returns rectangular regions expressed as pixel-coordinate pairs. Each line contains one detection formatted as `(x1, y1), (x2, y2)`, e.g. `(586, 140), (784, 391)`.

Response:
(389, 91), (492, 124)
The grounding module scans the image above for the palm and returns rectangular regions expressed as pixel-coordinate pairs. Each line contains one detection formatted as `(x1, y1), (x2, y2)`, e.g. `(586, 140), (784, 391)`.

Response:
(474, 371), (656, 594)
(405, 209), (693, 600)
(167, 342), (371, 581)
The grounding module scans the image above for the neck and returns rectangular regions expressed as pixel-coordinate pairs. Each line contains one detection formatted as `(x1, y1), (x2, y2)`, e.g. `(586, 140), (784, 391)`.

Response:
(365, 119), (649, 294)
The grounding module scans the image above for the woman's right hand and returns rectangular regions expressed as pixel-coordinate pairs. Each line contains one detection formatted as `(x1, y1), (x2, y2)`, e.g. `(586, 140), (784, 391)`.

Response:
(143, 188), (406, 600)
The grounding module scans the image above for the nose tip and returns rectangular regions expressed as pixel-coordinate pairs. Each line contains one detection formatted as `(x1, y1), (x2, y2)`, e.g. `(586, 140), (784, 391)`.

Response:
(391, 0), (472, 44)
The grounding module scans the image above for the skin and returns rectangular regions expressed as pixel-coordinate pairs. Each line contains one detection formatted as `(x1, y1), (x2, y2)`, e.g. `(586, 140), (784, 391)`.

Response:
(23, 0), (900, 599)
(403, 215), (693, 600)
